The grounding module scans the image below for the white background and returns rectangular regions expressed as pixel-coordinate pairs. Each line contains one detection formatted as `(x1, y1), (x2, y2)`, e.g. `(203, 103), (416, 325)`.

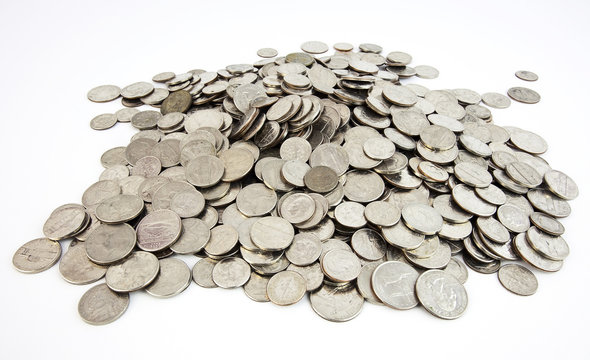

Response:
(1, 0), (589, 359)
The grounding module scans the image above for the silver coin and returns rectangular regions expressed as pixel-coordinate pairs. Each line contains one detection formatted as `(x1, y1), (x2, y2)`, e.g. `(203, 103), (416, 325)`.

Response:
(322, 249), (361, 282)
(170, 218), (210, 254)
(136, 209), (182, 252)
(454, 162), (492, 188)
(415, 65), (439, 79)
(507, 87), (540, 104)
(219, 148), (254, 182)
(243, 272), (271, 302)
(78, 283), (129, 325)
(526, 226), (569, 261)
(43, 204), (88, 240)
(530, 212), (565, 236)
(401, 203), (443, 235)
(59, 240), (106, 285)
(106, 251), (160, 292)
(285, 233), (322, 266)
(170, 189), (205, 218)
(334, 201), (367, 229)
(287, 262), (324, 292)
(205, 225), (239, 256)
(236, 183), (277, 217)
(267, 270), (307, 306)
(301, 40), (329, 54)
(310, 284), (364, 322)
(463, 253), (501, 274)
(405, 240), (451, 269)
(185, 155), (225, 187)
(145, 258), (191, 298)
(510, 128), (547, 154)
(85, 223), (136, 265)
(12, 238), (61, 274)
(498, 264), (538, 296)
(95, 194), (144, 224)
(497, 203), (530, 233)
(382, 220), (424, 250)
(192, 258), (218, 288)
(90, 113), (118, 130)
(257, 48), (278, 58)
(212, 257), (251, 288)
(452, 184), (497, 217)
(121, 81), (154, 99)
(87, 85), (121, 103)
(364, 201), (401, 227)
(474, 184), (507, 206)
(438, 220), (472, 241)
(513, 233), (562, 272)
(505, 161), (542, 188)
(310, 143), (350, 176)
(250, 217), (294, 251)
(443, 258), (468, 284)
(515, 70), (538, 82)
(481, 92), (511, 109)
(476, 216), (510, 244)
(350, 228), (386, 261)
(433, 194), (473, 223)
(415, 269), (468, 319)
(527, 189), (571, 218)
(280, 193), (315, 224)
(543, 169), (579, 200)
(372, 261), (420, 310)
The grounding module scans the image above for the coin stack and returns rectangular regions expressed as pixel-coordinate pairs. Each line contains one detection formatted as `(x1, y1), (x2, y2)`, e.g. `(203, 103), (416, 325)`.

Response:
(12, 41), (577, 324)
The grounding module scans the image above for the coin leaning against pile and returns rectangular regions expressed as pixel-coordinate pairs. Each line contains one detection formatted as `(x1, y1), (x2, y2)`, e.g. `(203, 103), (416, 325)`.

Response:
(12, 41), (578, 325)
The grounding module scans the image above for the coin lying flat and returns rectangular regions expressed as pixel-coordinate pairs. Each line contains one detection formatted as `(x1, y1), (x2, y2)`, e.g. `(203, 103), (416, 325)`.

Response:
(310, 284), (364, 322)
(416, 269), (468, 319)
(515, 70), (538, 82)
(266, 270), (307, 305)
(85, 223), (136, 265)
(243, 272), (271, 302)
(212, 257), (251, 288)
(192, 258), (218, 288)
(13, 238), (61, 274)
(59, 240), (106, 285)
(78, 283), (129, 325)
(322, 249), (361, 282)
(372, 261), (420, 310)
(136, 209), (182, 252)
(145, 258), (191, 298)
(105, 251), (160, 292)
(498, 264), (538, 296)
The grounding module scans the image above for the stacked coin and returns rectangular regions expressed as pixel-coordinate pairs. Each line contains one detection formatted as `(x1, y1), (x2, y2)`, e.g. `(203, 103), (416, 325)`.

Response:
(12, 41), (576, 324)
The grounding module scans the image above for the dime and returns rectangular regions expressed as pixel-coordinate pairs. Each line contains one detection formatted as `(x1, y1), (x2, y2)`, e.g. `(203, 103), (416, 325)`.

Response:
(372, 261), (420, 310)
(280, 193), (315, 224)
(266, 271), (307, 305)
(105, 251), (160, 292)
(416, 269), (468, 319)
(498, 264), (538, 296)
(12, 238), (61, 274)
(78, 283), (129, 325)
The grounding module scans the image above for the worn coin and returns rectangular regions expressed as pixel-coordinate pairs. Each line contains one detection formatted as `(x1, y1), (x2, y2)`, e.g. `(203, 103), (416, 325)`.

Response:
(145, 258), (191, 298)
(236, 183), (277, 216)
(12, 238), (61, 274)
(87, 85), (121, 103)
(185, 155), (225, 187)
(212, 257), (251, 288)
(250, 217), (294, 251)
(530, 212), (565, 236)
(310, 284), (364, 322)
(304, 166), (339, 193)
(192, 258), (218, 288)
(443, 258), (468, 284)
(526, 226), (569, 261)
(364, 201), (400, 227)
(401, 203), (443, 235)
(95, 194), (144, 224)
(285, 233), (322, 266)
(43, 204), (88, 240)
(322, 249), (361, 282)
(106, 251), (160, 292)
(170, 218), (210, 254)
(267, 270), (307, 305)
(543, 169), (579, 200)
(372, 261), (420, 310)
(85, 223), (136, 265)
(243, 272), (271, 302)
(136, 209), (182, 252)
(351, 228), (386, 261)
(513, 233), (562, 272)
(279, 193), (316, 224)
(59, 240), (106, 285)
(481, 92), (511, 109)
(78, 283), (129, 325)
(498, 264), (538, 296)
(507, 87), (540, 104)
(205, 224), (239, 256)
(416, 269), (468, 319)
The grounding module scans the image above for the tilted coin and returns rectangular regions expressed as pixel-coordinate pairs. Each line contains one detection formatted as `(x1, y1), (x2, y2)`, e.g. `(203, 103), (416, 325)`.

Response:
(543, 169), (579, 200)
(382, 220), (425, 250)
(350, 228), (387, 261)
(507, 87), (540, 104)
(416, 269), (468, 319)
(136, 209), (182, 252)
(364, 200), (401, 227)
(90, 113), (118, 130)
(454, 162), (492, 188)
(481, 92), (511, 109)
(505, 161), (543, 188)
(266, 271), (307, 306)
(310, 284), (364, 322)
(526, 226), (569, 261)
(12, 238), (61, 274)
(530, 212), (565, 236)
(334, 201), (367, 229)
(280, 137), (312, 162)
(161, 90), (192, 115)
(105, 251), (160, 292)
(476, 216), (510, 244)
(192, 258), (218, 288)
(243, 272), (271, 302)
(95, 194), (144, 224)
(321, 249), (361, 282)
(145, 258), (191, 298)
(401, 203), (443, 235)
(372, 261), (420, 310)
(527, 189), (571, 218)
(205, 224), (239, 256)
(170, 218), (210, 254)
(121, 81), (154, 99)
(212, 257), (251, 288)
(185, 155), (225, 187)
(498, 264), (538, 296)
(497, 203), (530, 233)
(443, 258), (468, 284)
(78, 283), (129, 325)
(87, 85), (121, 103)
(513, 233), (562, 272)
(43, 204), (88, 240)
(452, 184), (497, 217)
(59, 240), (106, 285)
(287, 262), (324, 292)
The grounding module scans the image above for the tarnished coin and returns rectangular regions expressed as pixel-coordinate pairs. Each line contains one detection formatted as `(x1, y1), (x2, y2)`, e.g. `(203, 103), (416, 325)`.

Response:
(543, 169), (579, 200)
(304, 166), (339, 193)
(12, 238), (61, 274)
(161, 90), (192, 115)
(267, 271), (307, 305)
(192, 258), (218, 288)
(507, 87), (540, 104)
(243, 272), (271, 302)
(526, 226), (569, 261)
(372, 261), (420, 310)
(85, 223), (136, 265)
(170, 189), (205, 218)
(343, 170), (384, 203)
(219, 148), (254, 182)
(285, 233), (322, 266)
(250, 217), (294, 251)
(121, 81), (154, 99)
(402, 203), (443, 235)
(90, 113), (118, 130)
(364, 201), (401, 227)
(87, 85), (121, 103)
(416, 269), (468, 319)
(43, 204), (88, 240)
(105, 251), (160, 292)
(280, 193), (315, 224)
(515, 70), (538, 82)
(59, 240), (106, 285)
(78, 283), (129, 325)
(136, 209), (182, 252)
(212, 257), (251, 288)
(498, 264), (538, 296)
(310, 284), (364, 322)
(145, 258), (191, 298)
(185, 155), (225, 187)
(322, 249), (361, 282)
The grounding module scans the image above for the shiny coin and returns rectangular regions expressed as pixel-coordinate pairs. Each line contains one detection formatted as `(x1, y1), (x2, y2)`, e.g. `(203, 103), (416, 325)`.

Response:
(513, 233), (562, 272)
(87, 85), (121, 103)
(452, 184), (497, 217)
(432, 194), (473, 223)
(136, 209), (182, 252)
(280, 193), (316, 224)
(310, 284), (364, 322)
(106, 251), (160, 292)
(510, 128), (547, 154)
(543, 169), (579, 200)
(497, 203), (530, 233)
(267, 271), (307, 305)
(481, 92), (511, 109)
(212, 257), (251, 288)
(454, 162), (492, 188)
(364, 201), (401, 227)
(170, 218), (210, 255)
(59, 240), (106, 285)
(287, 262), (324, 292)
(257, 48), (278, 58)
(12, 238), (61, 274)
(507, 87), (541, 104)
(85, 223), (136, 265)
(443, 258), (468, 284)
(416, 269), (468, 319)
(527, 189), (571, 218)
(205, 225), (239, 256)
(280, 137), (312, 162)
(192, 258), (218, 288)
(145, 258), (191, 298)
(401, 203), (443, 235)
(322, 249), (361, 282)
(498, 264), (538, 296)
(250, 217), (294, 251)
(372, 261), (420, 309)
(351, 228), (387, 261)
(301, 40), (329, 54)
(362, 137), (396, 160)
(474, 184), (507, 206)
(526, 226), (569, 261)
(382, 221), (424, 250)
(78, 283), (129, 325)
(477, 216), (510, 244)
(515, 70), (538, 82)
(530, 212), (565, 236)
(285, 233), (322, 266)
(334, 201), (367, 229)
(505, 162), (542, 188)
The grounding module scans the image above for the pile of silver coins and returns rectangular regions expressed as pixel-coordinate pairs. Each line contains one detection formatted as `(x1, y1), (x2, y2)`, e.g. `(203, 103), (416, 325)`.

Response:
(12, 41), (578, 324)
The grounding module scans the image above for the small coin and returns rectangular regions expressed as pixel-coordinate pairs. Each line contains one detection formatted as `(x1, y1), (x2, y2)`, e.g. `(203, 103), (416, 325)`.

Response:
(145, 258), (191, 298)
(212, 257), (251, 288)
(280, 193), (316, 224)
(481, 92), (511, 109)
(498, 264), (538, 296)
(12, 238), (61, 274)
(351, 228), (386, 261)
(416, 269), (468, 319)
(267, 271), (307, 305)
(105, 251), (160, 292)
(507, 87), (541, 104)
(78, 283), (129, 325)
(90, 113), (118, 130)
(515, 70), (538, 82)
(205, 224), (239, 256)
(372, 261), (420, 310)
(304, 166), (339, 193)
(257, 48), (278, 58)
(192, 258), (218, 288)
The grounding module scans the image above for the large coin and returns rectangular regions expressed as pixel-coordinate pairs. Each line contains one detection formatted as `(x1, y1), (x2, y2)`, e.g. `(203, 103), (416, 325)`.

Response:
(416, 269), (468, 319)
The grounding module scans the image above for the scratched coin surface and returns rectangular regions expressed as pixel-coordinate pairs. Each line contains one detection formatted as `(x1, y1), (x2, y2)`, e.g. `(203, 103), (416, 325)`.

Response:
(498, 264), (538, 296)
(12, 238), (62, 274)
(85, 223), (136, 265)
(416, 269), (468, 319)
(59, 240), (106, 285)
(105, 251), (160, 292)
(78, 283), (129, 325)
